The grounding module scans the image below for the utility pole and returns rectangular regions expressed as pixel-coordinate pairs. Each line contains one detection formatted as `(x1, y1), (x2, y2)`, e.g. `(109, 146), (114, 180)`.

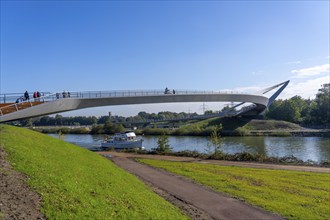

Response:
(200, 102), (207, 114)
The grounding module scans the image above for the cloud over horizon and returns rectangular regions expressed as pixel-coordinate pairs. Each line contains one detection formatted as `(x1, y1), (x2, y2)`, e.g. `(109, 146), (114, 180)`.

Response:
(291, 64), (329, 78)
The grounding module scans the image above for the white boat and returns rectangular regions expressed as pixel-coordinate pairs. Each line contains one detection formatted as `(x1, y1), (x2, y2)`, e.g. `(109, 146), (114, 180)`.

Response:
(101, 131), (143, 150)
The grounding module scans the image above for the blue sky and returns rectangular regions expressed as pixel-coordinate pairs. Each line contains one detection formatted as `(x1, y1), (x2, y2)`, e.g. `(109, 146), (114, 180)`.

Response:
(1, 1), (329, 116)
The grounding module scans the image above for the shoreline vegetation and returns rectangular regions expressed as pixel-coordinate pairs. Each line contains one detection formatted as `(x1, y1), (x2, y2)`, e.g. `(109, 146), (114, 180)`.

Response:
(31, 118), (330, 137)
(120, 148), (330, 168)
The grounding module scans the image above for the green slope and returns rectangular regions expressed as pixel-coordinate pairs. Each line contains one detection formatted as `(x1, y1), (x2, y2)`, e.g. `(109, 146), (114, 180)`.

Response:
(171, 117), (303, 136)
(140, 159), (330, 220)
(188, 117), (302, 130)
(0, 125), (187, 219)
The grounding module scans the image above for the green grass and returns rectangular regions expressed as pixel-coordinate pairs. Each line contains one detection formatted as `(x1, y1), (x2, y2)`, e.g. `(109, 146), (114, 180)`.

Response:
(0, 125), (187, 219)
(139, 159), (330, 219)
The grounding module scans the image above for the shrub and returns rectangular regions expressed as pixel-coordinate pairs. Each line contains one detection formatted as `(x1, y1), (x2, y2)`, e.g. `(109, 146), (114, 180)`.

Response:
(143, 128), (170, 135)
(153, 134), (172, 153)
(90, 125), (104, 134)
(233, 127), (250, 136)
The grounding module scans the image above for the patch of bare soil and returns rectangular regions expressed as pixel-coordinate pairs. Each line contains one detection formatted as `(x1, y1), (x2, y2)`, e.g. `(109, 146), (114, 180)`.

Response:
(0, 147), (45, 220)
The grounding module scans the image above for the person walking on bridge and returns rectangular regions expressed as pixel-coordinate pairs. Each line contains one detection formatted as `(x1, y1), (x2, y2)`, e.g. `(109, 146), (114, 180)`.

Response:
(24, 91), (29, 101)
(33, 91), (37, 101)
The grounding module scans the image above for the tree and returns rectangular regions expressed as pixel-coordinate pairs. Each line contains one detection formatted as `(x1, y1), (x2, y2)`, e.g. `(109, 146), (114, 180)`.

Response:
(266, 98), (301, 123)
(154, 134), (172, 153)
(280, 100), (301, 123)
(103, 118), (113, 134)
(309, 84), (330, 125)
(20, 118), (33, 127)
(209, 126), (222, 154)
(55, 114), (63, 126)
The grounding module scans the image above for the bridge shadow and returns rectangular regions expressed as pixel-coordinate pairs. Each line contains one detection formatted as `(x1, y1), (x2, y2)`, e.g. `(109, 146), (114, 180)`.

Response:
(208, 116), (256, 131)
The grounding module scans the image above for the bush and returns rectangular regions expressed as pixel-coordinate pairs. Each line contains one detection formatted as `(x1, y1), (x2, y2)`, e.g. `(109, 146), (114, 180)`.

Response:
(59, 127), (70, 134)
(233, 127), (250, 136)
(90, 125), (104, 134)
(153, 134), (172, 153)
(70, 127), (90, 134)
(143, 128), (170, 135)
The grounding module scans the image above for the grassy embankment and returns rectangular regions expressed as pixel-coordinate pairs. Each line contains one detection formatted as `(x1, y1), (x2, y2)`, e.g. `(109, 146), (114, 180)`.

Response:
(0, 125), (187, 219)
(139, 159), (330, 220)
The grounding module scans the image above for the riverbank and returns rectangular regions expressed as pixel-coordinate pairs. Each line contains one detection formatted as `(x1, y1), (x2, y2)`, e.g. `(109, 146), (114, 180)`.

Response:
(223, 129), (330, 137)
(108, 148), (330, 167)
(100, 151), (330, 173)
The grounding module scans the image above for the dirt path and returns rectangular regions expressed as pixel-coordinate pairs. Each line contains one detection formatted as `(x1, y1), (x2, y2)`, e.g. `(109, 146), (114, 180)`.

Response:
(105, 154), (284, 220)
(100, 151), (330, 173)
(0, 147), (45, 220)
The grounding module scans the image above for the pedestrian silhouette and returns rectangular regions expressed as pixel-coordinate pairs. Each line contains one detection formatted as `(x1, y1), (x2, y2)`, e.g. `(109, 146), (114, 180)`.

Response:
(24, 91), (29, 101)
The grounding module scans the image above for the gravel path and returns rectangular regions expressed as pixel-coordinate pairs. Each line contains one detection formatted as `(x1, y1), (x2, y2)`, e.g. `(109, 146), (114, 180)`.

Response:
(106, 153), (284, 220)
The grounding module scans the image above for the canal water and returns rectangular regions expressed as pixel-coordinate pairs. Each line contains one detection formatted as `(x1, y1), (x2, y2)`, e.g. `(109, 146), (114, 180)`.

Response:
(48, 134), (330, 163)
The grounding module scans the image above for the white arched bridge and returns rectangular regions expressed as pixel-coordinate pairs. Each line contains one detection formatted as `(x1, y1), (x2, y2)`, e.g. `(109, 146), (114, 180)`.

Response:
(0, 81), (289, 123)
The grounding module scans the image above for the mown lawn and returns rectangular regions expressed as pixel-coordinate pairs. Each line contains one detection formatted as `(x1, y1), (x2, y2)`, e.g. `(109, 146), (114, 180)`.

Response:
(139, 158), (330, 219)
(0, 125), (187, 219)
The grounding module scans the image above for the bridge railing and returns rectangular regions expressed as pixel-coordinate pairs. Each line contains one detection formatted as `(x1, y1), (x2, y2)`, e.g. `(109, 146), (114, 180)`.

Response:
(63, 89), (246, 99)
(1, 90), (246, 103)
(0, 89), (247, 117)
(0, 92), (52, 104)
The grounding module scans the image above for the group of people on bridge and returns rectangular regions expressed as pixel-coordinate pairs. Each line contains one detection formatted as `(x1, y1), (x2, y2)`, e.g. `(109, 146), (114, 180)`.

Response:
(164, 87), (175, 94)
(56, 91), (70, 99)
(16, 91), (42, 103)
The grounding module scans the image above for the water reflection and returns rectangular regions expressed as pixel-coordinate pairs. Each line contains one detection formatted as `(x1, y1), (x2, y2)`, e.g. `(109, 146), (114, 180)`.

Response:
(48, 134), (330, 162)
(221, 136), (267, 155)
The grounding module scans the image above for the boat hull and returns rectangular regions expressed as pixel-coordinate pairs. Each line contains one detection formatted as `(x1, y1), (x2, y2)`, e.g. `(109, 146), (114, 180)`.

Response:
(101, 139), (143, 150)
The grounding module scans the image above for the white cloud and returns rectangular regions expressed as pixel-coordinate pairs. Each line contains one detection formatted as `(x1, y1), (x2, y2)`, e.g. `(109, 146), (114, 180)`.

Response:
(281, 76), (329, 99)
(227, 76), (329, 101)
(291, 64), (329, 78)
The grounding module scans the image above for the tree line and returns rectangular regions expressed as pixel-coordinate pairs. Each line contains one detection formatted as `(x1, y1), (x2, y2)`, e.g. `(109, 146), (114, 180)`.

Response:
(265, 84), (329, 126)
(16, 111), (198, 127)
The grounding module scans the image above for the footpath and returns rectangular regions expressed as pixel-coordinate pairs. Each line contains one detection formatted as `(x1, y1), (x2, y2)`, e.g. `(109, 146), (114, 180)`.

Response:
(102, 152), (287, 220)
